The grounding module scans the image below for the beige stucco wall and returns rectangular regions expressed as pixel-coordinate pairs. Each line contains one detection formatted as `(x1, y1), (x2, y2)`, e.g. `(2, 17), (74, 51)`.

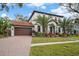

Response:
(29, 12), (63, 33)
(11, 26), (15, 36)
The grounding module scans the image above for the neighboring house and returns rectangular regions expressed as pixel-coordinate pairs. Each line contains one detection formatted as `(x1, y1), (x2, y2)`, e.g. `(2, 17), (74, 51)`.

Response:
(73, 24), (79, 34)
(72, 19), (79, 35)
(73, 19), (79, 34)
(10, 21), (33, 36)
(29, 10), (64, 34)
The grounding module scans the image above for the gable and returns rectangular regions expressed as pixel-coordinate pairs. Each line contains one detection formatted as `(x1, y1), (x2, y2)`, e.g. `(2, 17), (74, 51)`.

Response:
(29, 11), (64, 25)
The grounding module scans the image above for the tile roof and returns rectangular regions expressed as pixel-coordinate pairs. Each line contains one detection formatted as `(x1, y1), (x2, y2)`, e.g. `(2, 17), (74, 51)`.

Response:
(11, 21), (33, 27)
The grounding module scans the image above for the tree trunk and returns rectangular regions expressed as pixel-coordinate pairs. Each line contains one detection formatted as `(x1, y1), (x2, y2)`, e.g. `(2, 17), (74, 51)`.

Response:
(42, 27), (45, 33)
(42, 26), (47, 36)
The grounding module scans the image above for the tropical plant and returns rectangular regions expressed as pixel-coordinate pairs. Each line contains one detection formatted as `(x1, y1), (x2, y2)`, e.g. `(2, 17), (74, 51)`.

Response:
(34, 15), (52, 34)
(0, 17), (11, 36)
(53, 18), (74, 34)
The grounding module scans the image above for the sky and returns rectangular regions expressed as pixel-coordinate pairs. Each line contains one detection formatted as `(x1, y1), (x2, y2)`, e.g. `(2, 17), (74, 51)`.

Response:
(0, 3), (74, 20)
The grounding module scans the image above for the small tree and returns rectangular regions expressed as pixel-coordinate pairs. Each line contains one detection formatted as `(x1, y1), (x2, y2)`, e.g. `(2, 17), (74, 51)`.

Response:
(0, 17), (11, 36)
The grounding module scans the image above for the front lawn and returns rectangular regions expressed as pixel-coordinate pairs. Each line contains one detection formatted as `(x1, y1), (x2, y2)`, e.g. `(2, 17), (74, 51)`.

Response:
(30, 42), (79, 56)
(32, 36), (79, 43)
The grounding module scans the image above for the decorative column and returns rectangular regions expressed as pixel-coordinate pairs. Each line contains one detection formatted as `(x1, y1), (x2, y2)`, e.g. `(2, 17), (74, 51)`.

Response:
(60, 28), (63, 34)
(11, 26), (14, 36)
(40, 26), (42, 33)
(34, 25), (38, 32)
(54, 26), (56, 33)
(55, 26), (58, 33)
(47, 26), (50, 33)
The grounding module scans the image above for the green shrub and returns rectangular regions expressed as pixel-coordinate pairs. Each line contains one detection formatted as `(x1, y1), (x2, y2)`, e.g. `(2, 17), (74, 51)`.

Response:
(0, 35), (4, 38)
(69, 34), (79, 37)
(35, 32), (45, 37)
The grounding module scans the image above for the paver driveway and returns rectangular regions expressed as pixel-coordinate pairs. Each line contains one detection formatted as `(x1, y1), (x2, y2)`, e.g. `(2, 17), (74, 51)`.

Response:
(0, 36), (32, 56)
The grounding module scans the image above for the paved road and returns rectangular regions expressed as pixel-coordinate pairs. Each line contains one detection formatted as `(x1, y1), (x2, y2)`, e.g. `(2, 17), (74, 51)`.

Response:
(31, 40), (79, 47)
(0, 36), (32, 56)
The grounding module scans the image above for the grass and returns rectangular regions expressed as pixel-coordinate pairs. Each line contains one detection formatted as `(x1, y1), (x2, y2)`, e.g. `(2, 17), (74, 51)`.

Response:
(32, 36), (79, 43)
(30, 42), (79, 56)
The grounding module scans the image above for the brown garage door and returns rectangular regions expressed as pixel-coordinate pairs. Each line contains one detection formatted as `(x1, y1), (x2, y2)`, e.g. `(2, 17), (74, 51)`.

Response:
(15, 27), (32, 36)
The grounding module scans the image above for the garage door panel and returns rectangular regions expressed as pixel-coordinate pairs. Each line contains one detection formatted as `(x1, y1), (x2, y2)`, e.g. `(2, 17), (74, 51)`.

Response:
(15, 27), (32, 35)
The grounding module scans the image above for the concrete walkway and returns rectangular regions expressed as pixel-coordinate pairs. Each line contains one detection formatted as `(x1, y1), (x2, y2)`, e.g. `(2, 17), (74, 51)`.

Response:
(31, 40), (79, 47)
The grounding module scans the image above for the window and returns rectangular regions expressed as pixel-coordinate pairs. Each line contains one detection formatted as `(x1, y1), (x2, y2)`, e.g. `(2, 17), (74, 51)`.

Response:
(74, 30), (76, 34)
(38, 26), (40, 32)
(75, 20), (77, 23)
(50, 27), (52, 33)
(59, 28), (60, 32)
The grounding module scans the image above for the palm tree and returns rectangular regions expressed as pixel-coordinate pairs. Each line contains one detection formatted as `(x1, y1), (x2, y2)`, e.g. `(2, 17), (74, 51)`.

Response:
(53, 18), (74, 34)
(34, 15), (52, 33)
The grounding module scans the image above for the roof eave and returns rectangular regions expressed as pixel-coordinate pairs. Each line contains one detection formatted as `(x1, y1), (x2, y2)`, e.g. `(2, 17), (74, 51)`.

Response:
(28, 10), (64, 21)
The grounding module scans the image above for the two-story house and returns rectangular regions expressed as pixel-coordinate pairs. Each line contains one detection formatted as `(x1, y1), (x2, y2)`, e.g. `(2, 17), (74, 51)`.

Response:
(29, 11), (64, 34)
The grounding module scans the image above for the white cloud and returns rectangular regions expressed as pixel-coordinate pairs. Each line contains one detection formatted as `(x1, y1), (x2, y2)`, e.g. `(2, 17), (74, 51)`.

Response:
(1, 13), (7, 17)
(41, 6), (47, 9)
(51, 6), (73, 18)
(27, 3), (45, 7)
(28, 13), (32, 17)
(27, 3), (47, 10)
(1, 13), (13, 20)
(51, 6), (67, 14)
